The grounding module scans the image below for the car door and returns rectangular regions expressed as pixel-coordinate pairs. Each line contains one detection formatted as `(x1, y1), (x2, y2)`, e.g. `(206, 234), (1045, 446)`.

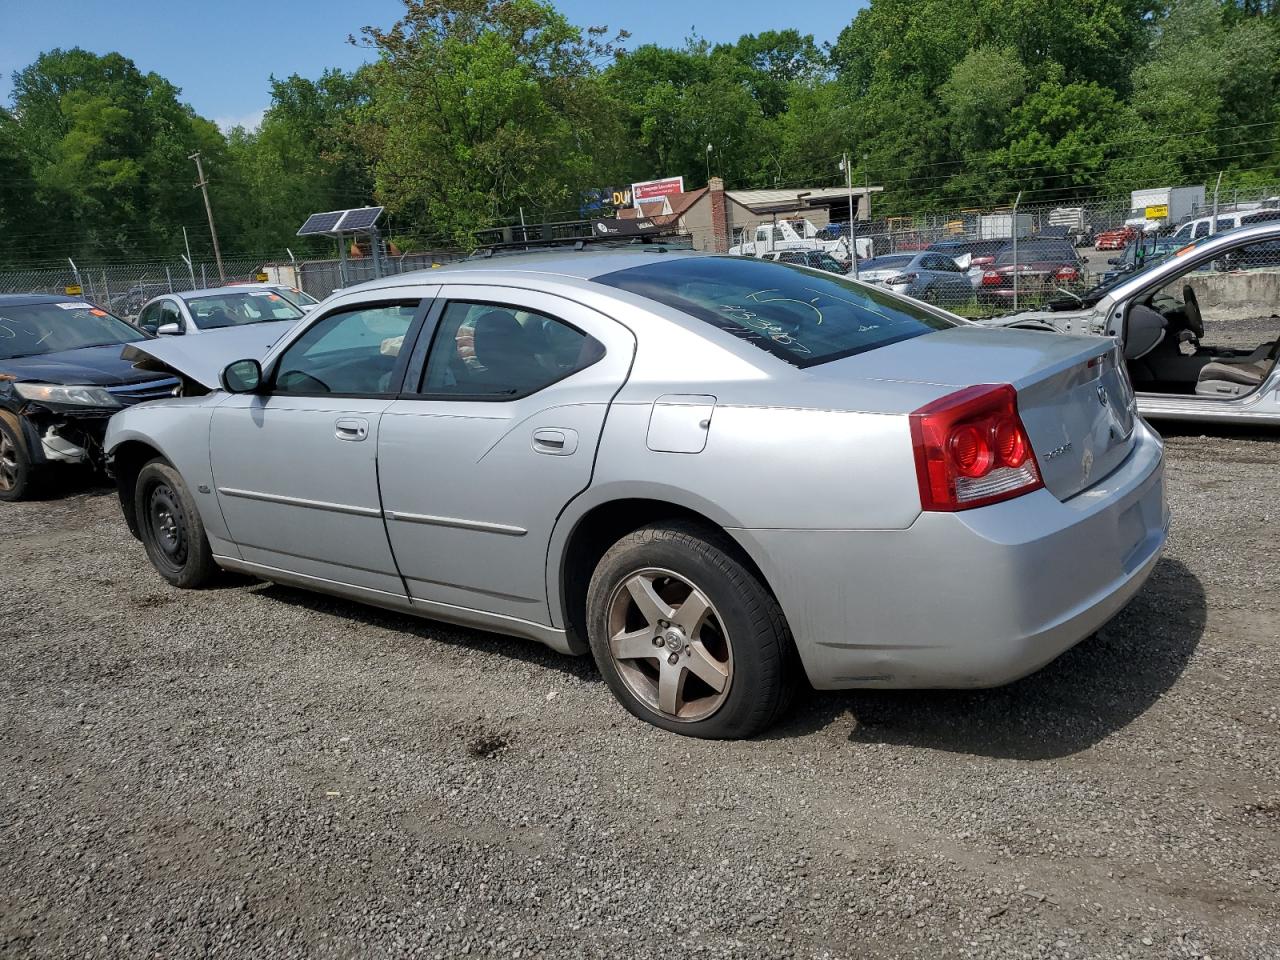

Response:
(208, 294), (433, 596)
(377, 285), (636, 624)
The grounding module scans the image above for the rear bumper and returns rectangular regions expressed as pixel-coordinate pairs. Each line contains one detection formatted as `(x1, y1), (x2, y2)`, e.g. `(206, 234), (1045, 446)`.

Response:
(733, 420), (1168, 689)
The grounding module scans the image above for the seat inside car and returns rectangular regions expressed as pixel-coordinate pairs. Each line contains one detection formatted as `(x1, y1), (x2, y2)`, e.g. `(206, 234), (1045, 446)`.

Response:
(1195, 337), (1280, 397)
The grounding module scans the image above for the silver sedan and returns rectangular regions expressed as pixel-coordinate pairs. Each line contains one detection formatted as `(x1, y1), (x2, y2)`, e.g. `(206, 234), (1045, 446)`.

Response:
(855, 251), (976, 306)
(105, 252), (1168, 738)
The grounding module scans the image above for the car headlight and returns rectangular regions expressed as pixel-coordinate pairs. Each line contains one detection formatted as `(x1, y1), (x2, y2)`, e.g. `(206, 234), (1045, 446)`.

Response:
(13, 383), (121, 408)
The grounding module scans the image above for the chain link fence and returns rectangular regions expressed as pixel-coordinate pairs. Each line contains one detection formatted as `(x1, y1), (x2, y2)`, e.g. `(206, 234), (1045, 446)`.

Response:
(0, 250), (465, 319)
(3, 185), (1278, 320)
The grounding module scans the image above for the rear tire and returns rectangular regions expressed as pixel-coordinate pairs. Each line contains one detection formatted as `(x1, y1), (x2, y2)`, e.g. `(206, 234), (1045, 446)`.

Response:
(586, 521), (798, 739)
(134, 459), (218, 588)
(0, 417), (36, 502)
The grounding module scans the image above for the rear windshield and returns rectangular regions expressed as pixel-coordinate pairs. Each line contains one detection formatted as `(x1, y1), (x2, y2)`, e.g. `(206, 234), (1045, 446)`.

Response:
(594, 256), (957, 367)
(995, 242), (1075, 265)
(185, 291), (305, 329)
(0, 301), (143, 360)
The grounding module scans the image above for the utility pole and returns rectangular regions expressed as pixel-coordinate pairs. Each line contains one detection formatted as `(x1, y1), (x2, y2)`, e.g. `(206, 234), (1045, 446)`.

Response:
(841, 153), (858, 278)
(1211, 171), (1223, 234)
(189, 152), (225, 284)
(1011, 190), (1023, 311)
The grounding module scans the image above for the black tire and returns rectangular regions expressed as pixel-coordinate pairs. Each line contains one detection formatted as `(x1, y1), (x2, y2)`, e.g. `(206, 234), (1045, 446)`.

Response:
(0, 416), (36, 502)
(586, 521), (798, 739)
(133, 459), (218, 588)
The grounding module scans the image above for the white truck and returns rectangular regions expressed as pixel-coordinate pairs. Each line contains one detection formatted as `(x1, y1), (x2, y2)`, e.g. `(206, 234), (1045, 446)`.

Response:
(1125, 186), (1205, 233)
(729, 218), (873, 262)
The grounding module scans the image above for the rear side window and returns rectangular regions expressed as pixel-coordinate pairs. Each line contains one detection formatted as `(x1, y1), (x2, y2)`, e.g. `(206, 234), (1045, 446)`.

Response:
(595, 256), (957, 368)
(419, 301), (604, 398)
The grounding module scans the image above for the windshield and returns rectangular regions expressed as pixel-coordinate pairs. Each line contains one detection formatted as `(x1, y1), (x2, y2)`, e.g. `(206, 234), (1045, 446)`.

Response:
(0, 301), (143, 360)
(595, 255), (958, 368)
(185, 291), (304, 329)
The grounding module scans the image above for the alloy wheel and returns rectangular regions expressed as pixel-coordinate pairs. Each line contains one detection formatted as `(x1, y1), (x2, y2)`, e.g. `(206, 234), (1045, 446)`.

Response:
(604, 567), (733, 722)
(0, 430), (19, 492)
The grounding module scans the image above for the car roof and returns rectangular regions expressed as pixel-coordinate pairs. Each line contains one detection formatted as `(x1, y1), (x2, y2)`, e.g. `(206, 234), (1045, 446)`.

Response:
(0, 293), (72, 306)
(344, 249), (709, 294)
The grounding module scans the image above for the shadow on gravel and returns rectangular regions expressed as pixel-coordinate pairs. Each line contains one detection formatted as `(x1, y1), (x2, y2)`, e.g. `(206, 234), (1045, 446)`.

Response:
(254, 583), (603, 682)
(22, 467), (112, 502)
(1155, 421), (1280, 443)
(767, 557), (1206, 760)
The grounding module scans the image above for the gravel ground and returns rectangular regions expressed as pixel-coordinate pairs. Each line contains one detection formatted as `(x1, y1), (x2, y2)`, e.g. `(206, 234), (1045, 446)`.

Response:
(2, 428), (1278, 959)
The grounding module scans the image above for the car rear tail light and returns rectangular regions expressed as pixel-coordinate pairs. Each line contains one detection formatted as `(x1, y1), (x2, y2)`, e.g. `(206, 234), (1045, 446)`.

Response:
(909, 384), (1043, 511)
(885, 273), (917, 285)
(980, 270), (1004, 287)
(1055, 266), (1080, 282)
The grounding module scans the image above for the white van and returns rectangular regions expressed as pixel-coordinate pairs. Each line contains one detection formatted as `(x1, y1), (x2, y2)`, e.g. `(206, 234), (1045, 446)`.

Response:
(1169, 207), (1280, 241)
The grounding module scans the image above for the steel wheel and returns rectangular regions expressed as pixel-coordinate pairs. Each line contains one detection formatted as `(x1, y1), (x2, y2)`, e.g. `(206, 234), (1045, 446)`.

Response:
(604, 567), (733, 722)
(145, 481), (189, 570)
(0, 429), (19, 493)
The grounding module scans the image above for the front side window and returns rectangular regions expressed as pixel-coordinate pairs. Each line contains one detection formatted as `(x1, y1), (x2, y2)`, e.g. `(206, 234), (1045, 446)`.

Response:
(274, 303), (417, 395)
(137, 302), (163, 335)
(420, 301), (604, 398)
(0, 301), (143, 360)
(595, 256), (958, 368)
(1194, 221), (1211, 239)
(185, 291), (305, 330)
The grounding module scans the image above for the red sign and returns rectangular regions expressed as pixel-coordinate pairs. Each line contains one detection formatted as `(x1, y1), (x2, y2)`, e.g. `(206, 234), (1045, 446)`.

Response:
(631, 176), (685, 205)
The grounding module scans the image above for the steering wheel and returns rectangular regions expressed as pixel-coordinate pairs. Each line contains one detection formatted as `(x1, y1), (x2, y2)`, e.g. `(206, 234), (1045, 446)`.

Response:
(1181, 284), (1204, 339)
(278, 370), (331, 393)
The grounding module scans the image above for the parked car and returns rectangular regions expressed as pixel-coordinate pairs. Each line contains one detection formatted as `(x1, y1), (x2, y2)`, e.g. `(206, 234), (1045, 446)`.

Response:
(982, 221), (1280, 423)
(135, 287), (306, 338)
(1095, 226), (1137, 251)
(104, 251), (1167, 738)
(977, 239), (1085, 307)
(854, 252), (975, 305)
(1099, 235), (1185, 284)
(1168, 207), (1280, 242)
(0, 295), (178, 500)
(761, 249), (849, 274)
(925, 238), (1005, 287)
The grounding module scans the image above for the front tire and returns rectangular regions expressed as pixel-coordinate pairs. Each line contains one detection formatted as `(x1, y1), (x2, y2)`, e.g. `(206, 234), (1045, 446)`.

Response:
(586, 522), (798, 739)
(134, 460), (218, 588)
(0, 417), (35, 502)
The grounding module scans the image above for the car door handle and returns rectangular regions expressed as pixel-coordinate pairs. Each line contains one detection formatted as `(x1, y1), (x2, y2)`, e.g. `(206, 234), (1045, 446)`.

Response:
(335, 417), (369, 442)
(532, 428), (578, 456)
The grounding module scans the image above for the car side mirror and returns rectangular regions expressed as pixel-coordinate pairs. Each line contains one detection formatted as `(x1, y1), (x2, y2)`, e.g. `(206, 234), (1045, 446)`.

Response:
(156, 322), (184, 336)
(221, 358), (263, 393)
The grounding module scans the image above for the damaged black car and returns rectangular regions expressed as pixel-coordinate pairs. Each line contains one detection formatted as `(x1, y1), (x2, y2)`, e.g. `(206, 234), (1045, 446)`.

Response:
(0, 294), (178, 501)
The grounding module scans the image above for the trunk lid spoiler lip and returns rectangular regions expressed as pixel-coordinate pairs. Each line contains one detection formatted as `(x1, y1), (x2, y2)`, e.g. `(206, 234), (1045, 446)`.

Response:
(119, 320), (300, 390)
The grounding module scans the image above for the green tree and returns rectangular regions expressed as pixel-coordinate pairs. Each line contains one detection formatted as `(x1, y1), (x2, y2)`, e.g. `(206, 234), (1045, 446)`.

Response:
(354, 0), (628, 248)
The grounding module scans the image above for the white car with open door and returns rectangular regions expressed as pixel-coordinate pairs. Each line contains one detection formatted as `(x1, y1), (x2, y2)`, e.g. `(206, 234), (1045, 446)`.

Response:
(983, 222), (1280, 424)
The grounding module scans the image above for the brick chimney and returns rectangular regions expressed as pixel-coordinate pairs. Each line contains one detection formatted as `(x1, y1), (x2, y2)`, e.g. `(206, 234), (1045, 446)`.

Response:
(708, 177), (728, 253)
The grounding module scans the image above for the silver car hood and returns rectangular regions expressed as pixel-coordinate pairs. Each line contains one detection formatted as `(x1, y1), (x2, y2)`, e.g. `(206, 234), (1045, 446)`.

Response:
(121, 320), (299, 389)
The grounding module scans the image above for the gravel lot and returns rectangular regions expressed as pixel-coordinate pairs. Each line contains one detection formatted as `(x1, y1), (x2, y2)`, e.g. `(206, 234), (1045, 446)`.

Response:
(2, 426), (1278, 959)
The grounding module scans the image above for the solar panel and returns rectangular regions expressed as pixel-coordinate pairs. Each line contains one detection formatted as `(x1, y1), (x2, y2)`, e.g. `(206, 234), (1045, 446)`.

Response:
(336, 206), (384, 232)
(297, 210), (345, 236)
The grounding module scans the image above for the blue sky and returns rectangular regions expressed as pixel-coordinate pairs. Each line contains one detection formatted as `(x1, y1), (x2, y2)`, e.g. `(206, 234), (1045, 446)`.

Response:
(0, 1), (862, 130)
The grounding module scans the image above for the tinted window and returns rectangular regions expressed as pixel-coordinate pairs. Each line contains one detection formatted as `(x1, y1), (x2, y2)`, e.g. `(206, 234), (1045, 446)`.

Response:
(1241, 210), (1280, 225)
(137, 302), (162, 335)
(0, 301), (143, 360)
(420, 301), (604, 398)
(185, 291), (304, 329)
(274, 303), (417, 395)
(1194, 221), (1211, 238)
(595, 256), (957, 368)
(995, 242), (1075, 265)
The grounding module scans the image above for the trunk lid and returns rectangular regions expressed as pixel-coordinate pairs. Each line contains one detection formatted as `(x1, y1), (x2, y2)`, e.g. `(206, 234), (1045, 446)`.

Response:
(819, 326), (1138, 501)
